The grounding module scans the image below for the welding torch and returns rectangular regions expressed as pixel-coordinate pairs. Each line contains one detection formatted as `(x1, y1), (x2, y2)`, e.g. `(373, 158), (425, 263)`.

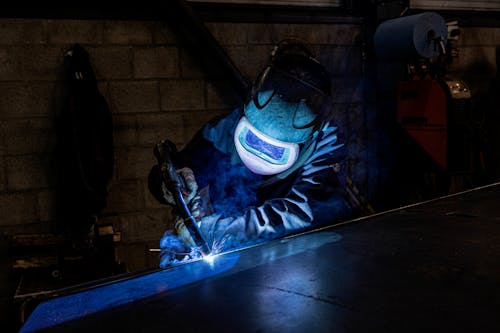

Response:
(153, 140), (211, 257)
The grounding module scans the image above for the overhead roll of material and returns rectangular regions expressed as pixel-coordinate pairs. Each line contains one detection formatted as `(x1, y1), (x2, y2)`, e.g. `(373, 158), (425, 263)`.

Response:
(374, 12), (448, 61)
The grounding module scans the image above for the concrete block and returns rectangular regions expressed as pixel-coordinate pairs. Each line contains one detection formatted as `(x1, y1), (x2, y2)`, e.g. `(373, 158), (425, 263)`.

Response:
(179, 48), (207, 79)
(0, 191), (38, 227)
(223, 45), (255, 80)
(5, 154), (52, 191)
(152, 22), (178, 45)
(1, 118), (56, 155)
(114, 147), (155, 181)
(113, 114), (137, 147)
(0, 19), (46, 44)
(47, 19), (103, 44)
(248, 24), (290, 44)
(180, 44), (245, 81)
(288, 24), (332, 44)
(0, 120), (4, 155)
(143, 180), (165, 209)
(237, 44), (270, 80)
(103, 20), (153, 45)
(97, 81), (111, 99)
(494, 28), (500, 46)
(0, 82), (54, 119)
(38, 190), (56, 222)
(89, 46), (134, 80)
(317, 45), (362, 76)
(109, 81), (160, 114)
(206, 80), (241, 110)
(205, 22), (248, 46)
(182, 110), (228, 144)
(116, 211), (167, 243)
(290, 23), (360, 45)
(0, 156), (4, 192)
(0, 45), (63, 81)
(160, 80), (205, 110)
(0, 47), (16, 81)
(106, 180), (142, 214)
(326, 24), (362, 45)
(134, 46), (179, 79)
(137, 112), (184, 146)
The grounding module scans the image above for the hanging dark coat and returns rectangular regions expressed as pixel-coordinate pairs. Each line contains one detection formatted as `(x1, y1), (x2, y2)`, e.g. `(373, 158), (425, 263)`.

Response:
(56, 43), (114, 237)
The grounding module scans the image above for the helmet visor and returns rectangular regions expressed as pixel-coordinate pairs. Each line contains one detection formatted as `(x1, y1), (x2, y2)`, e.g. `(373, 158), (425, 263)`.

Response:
(234, 116), (299, 175)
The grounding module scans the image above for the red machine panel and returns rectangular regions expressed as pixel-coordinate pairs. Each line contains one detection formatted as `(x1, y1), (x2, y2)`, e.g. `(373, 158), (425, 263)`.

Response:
(397, 79), (447, 170)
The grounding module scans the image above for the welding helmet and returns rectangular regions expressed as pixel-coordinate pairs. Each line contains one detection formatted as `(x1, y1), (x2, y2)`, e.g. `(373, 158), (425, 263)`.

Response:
(234, 39), (332, 175)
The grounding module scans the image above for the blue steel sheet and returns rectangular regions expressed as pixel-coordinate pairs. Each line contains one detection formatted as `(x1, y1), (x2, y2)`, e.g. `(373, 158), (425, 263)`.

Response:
(20, 183), (500, 333)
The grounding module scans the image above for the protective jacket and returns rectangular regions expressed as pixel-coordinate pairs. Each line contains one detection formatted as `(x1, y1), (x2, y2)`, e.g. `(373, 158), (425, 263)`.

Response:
(149, 108), (352, 253)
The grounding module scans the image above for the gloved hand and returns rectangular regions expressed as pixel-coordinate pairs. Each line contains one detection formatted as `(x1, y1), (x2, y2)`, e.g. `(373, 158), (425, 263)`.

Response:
(159, 230), (190, 268)
(159, 215), (204, 268)
(173, 215), (196, 248)
(160, 167), (198, 205)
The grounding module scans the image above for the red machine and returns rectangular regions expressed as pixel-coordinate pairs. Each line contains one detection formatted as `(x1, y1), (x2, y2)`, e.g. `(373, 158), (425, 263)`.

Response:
(397, 79), (448, 170)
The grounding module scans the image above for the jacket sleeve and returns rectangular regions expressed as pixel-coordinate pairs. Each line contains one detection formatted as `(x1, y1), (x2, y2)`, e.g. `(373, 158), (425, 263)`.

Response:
(199, 124), (352, 253)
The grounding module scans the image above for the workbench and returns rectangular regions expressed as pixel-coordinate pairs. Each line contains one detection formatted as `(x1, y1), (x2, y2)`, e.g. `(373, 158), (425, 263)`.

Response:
(19, 182), (500, 332)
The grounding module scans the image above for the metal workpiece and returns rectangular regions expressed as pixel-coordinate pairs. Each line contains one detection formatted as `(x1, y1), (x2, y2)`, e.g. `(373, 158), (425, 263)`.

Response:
(20, 182), (500, 333)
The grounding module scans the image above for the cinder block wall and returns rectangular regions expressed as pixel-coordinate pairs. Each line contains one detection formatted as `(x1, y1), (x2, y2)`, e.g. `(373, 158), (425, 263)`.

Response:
(0, 18), (368, 271)
(1, 15), (498, 271)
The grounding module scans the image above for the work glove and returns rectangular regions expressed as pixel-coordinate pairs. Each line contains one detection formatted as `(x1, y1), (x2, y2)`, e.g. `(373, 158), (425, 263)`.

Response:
(158, 195), (206, 268)
(158, 230), (190, 268)
(159, 215), (204, 268)
(173, 215), (196, 248)
(160, 167), (198, 206)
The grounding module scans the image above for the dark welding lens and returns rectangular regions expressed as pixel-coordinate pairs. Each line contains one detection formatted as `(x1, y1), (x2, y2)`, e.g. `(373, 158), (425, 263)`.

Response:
(273, 68), (325, 104)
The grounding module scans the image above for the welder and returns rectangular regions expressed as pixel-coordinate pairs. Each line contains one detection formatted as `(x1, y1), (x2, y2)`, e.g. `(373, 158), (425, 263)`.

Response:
(148, 39), (355, 267)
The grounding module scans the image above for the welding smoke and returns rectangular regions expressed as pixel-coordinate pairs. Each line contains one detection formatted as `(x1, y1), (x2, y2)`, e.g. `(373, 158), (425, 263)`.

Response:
(196, 153), (262, 219)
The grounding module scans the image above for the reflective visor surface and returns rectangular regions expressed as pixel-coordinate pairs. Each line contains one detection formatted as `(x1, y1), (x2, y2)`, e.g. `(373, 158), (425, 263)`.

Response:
(245, 128), (285, 161)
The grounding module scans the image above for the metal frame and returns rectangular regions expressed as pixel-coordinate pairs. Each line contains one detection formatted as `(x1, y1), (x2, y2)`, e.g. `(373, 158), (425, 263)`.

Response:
(187, 0), (342, 7)
(409, 0), (500, 11)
